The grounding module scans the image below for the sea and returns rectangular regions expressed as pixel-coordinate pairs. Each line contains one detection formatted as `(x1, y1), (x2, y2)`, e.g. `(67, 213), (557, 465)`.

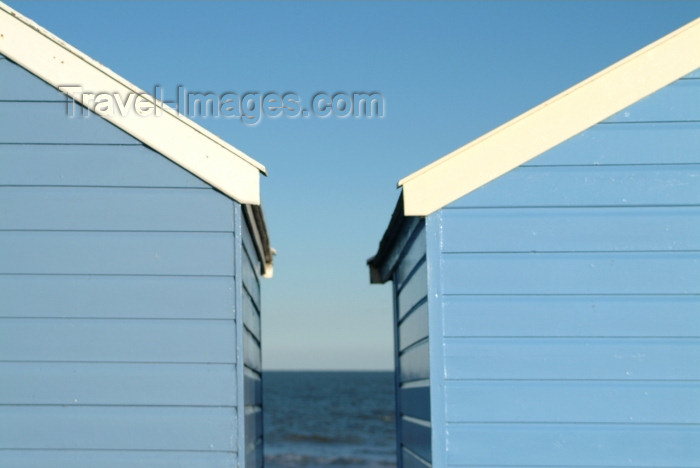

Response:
(263, 371), (397, 468)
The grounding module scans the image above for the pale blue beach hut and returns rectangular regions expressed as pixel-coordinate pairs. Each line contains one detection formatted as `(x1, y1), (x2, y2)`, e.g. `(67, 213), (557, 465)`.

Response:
(0, 3), (271, 467)
(369, 18), (700, 468)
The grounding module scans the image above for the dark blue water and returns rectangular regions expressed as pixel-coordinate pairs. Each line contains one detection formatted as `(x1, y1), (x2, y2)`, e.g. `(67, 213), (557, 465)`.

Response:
(263, 371), (396, 467)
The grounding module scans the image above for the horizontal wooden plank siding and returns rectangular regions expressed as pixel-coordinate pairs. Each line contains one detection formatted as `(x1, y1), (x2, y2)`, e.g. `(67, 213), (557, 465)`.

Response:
(400, 383), (431, 421)
(396, 229), (426, 287)
(0, 318), (236, 363)
(399, 300), (428, 351)
(444, 338), (700, 380)
(242, 218), (262, 280)
(446, 424), (700, 467)
(400, 340), (430, 383)
(0, 275), (235, 319)
(402, 448), (431, 468)
(525, 122), (700, 166)
(448, 165), (700, 208)
(0, 57), (240, 464)
(0, 362), (237, 405)
(244, 368), (263, 407)
(442, 252), (700, 295)
(0, 57), (69, 101)
(243, 329), (262, 373)
(0, 406), (237, 451)
(401, 417), (432, 463)
(392, 221), (432, 466)
(0, 231), (235, 276)
(0, 102), (138, 144)
(242, 226), (261, 307)
(241, 216), (264, 467)
(397, 260), (427, 321)
(243, 293), (262, 342)
(242, 261), (261, 310)
(443, 295), (700, 337)
(439, 73), (700, 467)
(0, 450), (238, 468)
(441, 206), (700, 253)
(445, 381), (700, 423)
(0, 186), (234, 231)
(245, 406), (264, 449)
(0, 144), (208, 188)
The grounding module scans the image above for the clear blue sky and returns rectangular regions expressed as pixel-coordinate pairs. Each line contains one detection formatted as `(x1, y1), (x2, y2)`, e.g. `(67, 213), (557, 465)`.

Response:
(9, 1), (700, 370)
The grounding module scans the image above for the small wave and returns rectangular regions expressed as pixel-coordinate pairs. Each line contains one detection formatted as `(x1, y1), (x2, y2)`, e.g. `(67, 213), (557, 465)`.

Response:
(284, 434), (340, 444)
(265, 453), (395, 468)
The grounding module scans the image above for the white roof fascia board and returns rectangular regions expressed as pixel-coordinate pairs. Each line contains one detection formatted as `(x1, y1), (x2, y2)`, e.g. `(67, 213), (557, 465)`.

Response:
(0, 2), (265, 205)
(399, 16), (700, 216)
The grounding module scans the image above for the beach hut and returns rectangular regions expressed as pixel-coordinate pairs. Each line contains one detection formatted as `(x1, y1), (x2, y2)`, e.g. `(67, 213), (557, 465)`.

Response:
(369, 18), (700, 468)
(0, 3), (270, 467)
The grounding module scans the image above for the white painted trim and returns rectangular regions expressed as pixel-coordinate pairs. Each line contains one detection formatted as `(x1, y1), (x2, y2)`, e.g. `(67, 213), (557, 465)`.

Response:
(399, 16), (700, 216)
(0, 2), (266, 205)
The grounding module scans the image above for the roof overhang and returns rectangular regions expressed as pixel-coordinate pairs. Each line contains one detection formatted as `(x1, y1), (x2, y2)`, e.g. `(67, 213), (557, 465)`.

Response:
(0, 1), (274, 276)
(244, 204), (275, 279)
(370, 15), (700, 283)
(0, 2), (265, 205)
(367, 194), (421, 284)
(399, 16), (700, 216)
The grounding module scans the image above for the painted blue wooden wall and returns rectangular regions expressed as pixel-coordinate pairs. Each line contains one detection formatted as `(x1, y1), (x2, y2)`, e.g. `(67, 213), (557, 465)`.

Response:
(241, 214), (264, 468)
(427, 69), (700, 467)
(392, 221), (432, 468)
(0, 54), (263, 467)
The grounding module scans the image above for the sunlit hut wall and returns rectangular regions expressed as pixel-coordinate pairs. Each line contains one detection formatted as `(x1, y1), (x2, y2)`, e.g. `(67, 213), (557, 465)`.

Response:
(368, 18), (700, 468)
(0, 3), (272, 467)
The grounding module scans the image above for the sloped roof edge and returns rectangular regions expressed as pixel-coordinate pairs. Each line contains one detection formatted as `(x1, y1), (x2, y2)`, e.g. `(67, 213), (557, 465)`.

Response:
(399, 16), (700, 216)
(244, 204), (275, 279)
(367, 193), (419, 284)
(0, 1), (266, 205)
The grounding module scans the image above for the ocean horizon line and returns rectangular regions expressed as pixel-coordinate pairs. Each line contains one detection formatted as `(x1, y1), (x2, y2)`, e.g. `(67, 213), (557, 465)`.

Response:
(263, 369), (393, 373)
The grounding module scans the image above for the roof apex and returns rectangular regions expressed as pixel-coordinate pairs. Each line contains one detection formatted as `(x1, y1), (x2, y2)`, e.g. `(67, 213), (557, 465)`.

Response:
(399, 16), (700, 216)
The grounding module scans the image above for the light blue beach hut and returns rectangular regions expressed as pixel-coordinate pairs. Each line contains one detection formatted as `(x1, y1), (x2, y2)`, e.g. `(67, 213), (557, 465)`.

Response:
(369, 18), (700, 468)
(0, 3), (271, 467)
